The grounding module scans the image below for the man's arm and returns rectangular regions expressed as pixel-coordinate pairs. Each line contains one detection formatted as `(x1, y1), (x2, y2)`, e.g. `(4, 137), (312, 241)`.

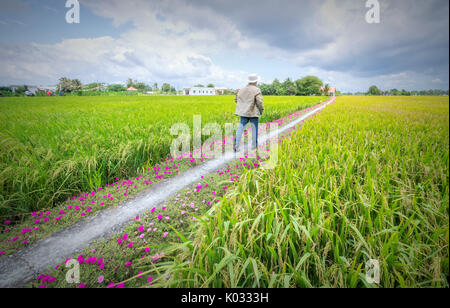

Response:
(255, 91), (264, 114)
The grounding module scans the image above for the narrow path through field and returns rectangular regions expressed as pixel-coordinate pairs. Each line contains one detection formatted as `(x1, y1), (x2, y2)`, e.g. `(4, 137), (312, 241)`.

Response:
(0, 98), (335, 288)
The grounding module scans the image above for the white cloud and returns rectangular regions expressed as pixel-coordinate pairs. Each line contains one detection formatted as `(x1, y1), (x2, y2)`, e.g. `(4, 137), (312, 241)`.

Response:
(0, 0), (448, 92)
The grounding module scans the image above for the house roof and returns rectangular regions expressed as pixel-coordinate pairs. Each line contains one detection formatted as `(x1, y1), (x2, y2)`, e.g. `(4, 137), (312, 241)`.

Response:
(127, 87), (137, 91)
(320, 86), (337, 93)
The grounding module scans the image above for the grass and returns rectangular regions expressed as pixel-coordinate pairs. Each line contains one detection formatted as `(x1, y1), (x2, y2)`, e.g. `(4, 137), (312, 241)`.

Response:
(0, 97), (326, 257)
(24, 100), (326, 288)
(0, 95), (324, 218)
(141, 96), (449, 288)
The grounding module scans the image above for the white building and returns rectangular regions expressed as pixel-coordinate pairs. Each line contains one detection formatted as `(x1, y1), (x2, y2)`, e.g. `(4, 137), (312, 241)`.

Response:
(183, 87), (216, 95)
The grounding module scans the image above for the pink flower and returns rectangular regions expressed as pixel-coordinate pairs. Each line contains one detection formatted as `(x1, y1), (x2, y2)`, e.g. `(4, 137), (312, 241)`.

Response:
(78, 283), (86, 288)
(122, 234), (128, 240)
(128, 242), (134, 248)
(163, 232), (168, 238)
(107, 283), (115, 288)
(98, 275), (104, 283)
(138, 226), (144, 232)
(147, 276), (153, 284)
(116, 283), (125, 288)
(99, 263), (105, 270)
(38, 285), (46, 288)
(144, 247), (150, 252)
(117, 239), (122, 245)
(80, 212), (86, 216)
(157, 215), (163, 220)
(125, 261), (132, 267)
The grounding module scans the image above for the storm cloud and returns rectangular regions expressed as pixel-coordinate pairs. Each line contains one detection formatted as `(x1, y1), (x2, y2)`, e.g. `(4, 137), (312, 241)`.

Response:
(0, 0), (448, 91)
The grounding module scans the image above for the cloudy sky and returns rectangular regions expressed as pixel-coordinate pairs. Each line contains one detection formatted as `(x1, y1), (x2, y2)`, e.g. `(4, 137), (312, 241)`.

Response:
(0, 0), (448, 92)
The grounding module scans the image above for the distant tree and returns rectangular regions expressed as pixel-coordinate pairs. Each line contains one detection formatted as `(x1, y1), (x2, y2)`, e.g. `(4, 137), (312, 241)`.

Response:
(107, 84), (126, 92)
(13, 85), (28, 95)
(153, 82), (159, 91)
(58, 77), (73, 92)
(161, 83), (171, 93)
(207, 83), (215, 88)
(194, 84), (204, 88)
(367, 85), (382, 96)
(322, 84), (330, 96)
(295, 76), (323, 96)
(272, 78), (282, 95)
(259, 83), (272, 96)
(134, 82), (151, 92)
(85, 82), (104, 90)
(400, 89), (410, 96)
(282, 78), (296, 96)
(390, 88), (399, 96)
(126, 78), (135, 88)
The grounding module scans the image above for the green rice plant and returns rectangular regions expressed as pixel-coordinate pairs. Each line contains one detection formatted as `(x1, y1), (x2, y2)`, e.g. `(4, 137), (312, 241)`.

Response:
(153, 96), (449, 288)
(0, 95), (324, 217)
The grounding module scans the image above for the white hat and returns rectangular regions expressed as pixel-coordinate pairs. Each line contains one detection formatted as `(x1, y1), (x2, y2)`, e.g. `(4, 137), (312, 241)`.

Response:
(247, 73), (260, 83)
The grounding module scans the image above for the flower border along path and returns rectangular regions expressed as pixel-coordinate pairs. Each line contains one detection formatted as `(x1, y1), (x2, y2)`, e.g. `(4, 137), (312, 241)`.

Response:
(0, 97), (335, 288)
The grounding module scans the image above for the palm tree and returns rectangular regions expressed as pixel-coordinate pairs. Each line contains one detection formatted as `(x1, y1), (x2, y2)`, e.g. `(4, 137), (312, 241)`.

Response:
(323, 84), (330, 96)
(71, 79), (82, 91)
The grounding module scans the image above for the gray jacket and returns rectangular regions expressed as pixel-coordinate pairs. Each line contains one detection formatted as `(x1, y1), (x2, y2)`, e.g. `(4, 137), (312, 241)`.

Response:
(234, 84), (264, 118)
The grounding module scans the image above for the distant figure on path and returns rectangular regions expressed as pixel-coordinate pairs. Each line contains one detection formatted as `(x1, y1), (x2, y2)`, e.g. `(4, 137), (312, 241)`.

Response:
(234, 74), (264, 152)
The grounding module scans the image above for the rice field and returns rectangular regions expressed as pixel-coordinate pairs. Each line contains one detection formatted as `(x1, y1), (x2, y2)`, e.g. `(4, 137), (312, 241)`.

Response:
(1, 95), (448, 289)
(146, 96), (449, 288)
(0, 95), (324, 218)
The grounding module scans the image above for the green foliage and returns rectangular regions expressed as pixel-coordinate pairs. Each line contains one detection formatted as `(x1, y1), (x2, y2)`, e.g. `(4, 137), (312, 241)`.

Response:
(295, 76), (323, 96)
(0, 96), (323, 217)
(154, 96), (449, 288)
(57, 77), (83, 92)
(107, 84), (126, 92)
(161, 83), (171, 93)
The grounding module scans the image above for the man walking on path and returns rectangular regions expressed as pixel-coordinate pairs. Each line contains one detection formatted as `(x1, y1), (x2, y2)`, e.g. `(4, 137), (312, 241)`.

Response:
(234, 74), (264, 152)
